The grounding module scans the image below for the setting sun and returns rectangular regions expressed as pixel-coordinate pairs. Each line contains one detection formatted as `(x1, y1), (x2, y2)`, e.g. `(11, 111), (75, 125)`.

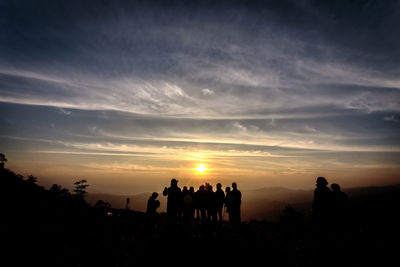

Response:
(195, 164), (207, 174)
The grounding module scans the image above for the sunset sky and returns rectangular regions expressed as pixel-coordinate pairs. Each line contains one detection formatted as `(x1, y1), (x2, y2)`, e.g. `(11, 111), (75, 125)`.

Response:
(1, 0), (399, 194)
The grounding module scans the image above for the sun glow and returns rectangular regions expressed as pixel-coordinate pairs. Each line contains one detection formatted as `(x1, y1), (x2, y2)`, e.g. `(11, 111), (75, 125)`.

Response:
(195, 164), (207, 174)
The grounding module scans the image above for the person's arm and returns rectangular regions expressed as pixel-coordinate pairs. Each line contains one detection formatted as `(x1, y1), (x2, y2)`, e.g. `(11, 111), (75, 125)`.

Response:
(163, 187), (168, 196)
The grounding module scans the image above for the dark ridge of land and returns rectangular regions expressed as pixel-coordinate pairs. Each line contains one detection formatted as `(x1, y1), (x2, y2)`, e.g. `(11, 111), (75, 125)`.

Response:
(1, 166), (399, 266)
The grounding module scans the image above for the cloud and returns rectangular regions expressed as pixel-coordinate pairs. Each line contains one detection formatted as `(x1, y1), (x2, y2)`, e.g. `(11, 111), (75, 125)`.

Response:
(1, 2), (399, 119)
(1, 0), (400, 190)
(58, 108), (72, 115)
(384, 115), (400, 123)
(201, 89), (214, 96)
(2, 103), (399, 154)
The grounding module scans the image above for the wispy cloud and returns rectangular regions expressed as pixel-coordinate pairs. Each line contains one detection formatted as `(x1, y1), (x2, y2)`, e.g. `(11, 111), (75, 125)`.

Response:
(1, 0), (399, 191)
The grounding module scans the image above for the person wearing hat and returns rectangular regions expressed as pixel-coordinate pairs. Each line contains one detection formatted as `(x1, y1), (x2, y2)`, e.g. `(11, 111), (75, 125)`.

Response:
(163, 178), (182, 223)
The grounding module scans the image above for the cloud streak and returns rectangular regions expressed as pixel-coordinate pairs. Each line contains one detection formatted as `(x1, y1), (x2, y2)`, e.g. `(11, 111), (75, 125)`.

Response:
(1, 0), (399, 191)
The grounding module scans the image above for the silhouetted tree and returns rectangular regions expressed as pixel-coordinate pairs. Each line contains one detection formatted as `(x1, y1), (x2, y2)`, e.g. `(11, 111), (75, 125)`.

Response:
(27, 175), (37, 184)
(0, 153), (7, 169)
(50, 184), (71, 198)
(95, 200), (111, 209)
(73, 179), (89, 199)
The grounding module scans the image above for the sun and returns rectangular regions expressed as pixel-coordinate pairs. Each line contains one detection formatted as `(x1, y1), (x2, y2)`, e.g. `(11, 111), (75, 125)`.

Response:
(195, 164), (207, 174)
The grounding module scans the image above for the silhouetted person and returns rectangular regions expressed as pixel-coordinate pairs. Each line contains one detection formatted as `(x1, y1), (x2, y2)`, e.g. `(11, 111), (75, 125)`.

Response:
(195, 185), (207, 223)
(193, 186), (200, 222)
(312, 177), (333, 265)
(215, 183), (225, 224)
(163, 178), (182, 223)
(330, 183), (351, 227)
(147, 192), (160, 216)
(225, 186), (232, 224)
(205, 184), (217, 224)
(182, 186), (188, 198)
(330, 184), (350, 212)
(189, 186), (195, 220)
(181, 186), (188, 219)
(312, 177), (332, 217)
(193, 186), (200, 223)
(182, 186), (194, 223)
(230, 183), (242, 226)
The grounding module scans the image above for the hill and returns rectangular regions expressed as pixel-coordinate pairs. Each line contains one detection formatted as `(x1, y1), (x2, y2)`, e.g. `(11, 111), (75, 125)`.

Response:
(2, 164), (400, 266)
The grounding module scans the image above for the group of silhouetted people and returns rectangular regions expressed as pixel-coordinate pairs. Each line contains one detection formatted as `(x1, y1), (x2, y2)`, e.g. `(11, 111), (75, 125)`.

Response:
(312, 177), (351, 228)
(148, 176), (349, 228)
(147, 178), (242, 226)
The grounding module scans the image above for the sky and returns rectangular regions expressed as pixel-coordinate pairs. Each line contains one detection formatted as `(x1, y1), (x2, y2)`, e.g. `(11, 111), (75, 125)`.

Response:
(1, 0), (400, 194)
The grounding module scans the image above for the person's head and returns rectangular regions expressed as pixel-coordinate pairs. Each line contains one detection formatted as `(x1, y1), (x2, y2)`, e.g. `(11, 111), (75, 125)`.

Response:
(331, 183), (341, 192)
(205, 182), (210, 190)
(183, 186), (188, 192)
(225, 186), (231, 192)
(216, 183), (222, 190)
(171, 178), (178, 187)
(232, 182), (237, 190)
(189, 186), (194, 193)
(316, 177), (328, 187)
(152, 192), (158, 199)
(200, 185), (205, 191)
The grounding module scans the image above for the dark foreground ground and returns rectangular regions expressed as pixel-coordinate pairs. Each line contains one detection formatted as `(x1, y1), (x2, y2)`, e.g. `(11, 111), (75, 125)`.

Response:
(1, 167), (399, 266)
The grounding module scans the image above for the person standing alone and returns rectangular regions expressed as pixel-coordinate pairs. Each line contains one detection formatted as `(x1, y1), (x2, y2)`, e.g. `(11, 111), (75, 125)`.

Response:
(230, 182), (242, 226)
